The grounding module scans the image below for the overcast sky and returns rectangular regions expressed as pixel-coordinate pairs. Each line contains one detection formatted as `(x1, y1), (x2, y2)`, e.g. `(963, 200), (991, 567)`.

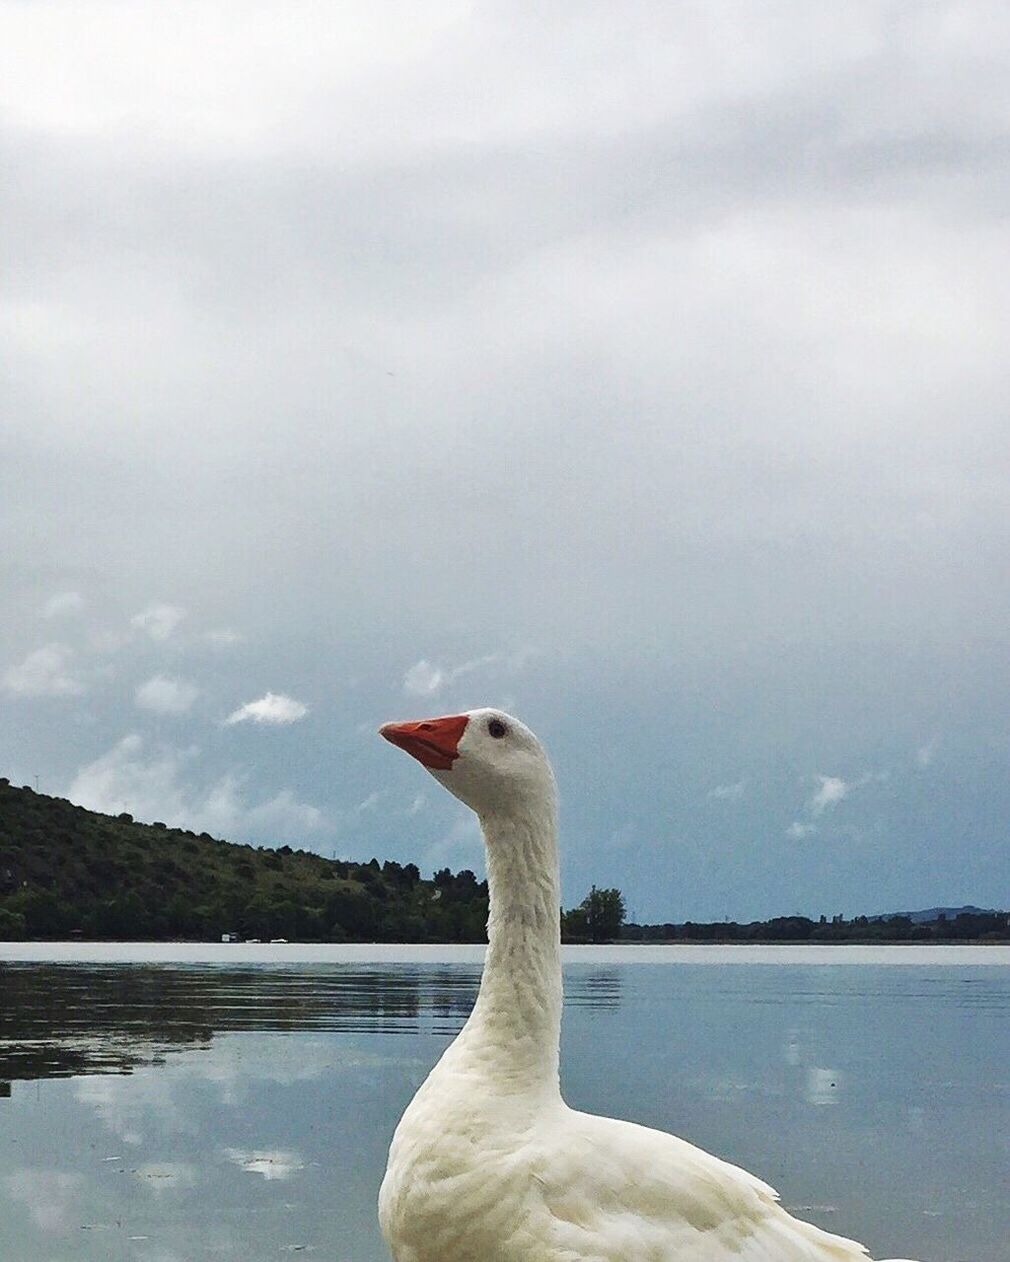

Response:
(3, 1), (1009, 921)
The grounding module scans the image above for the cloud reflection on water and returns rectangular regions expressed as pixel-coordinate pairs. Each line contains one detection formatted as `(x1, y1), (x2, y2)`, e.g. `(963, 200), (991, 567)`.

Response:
(3, 1168), (84, 1232)
(1, 959), (1007, 1261)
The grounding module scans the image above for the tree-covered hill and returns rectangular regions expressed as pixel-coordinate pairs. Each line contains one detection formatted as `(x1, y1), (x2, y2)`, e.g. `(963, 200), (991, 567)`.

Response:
(0, 777), (488, 942)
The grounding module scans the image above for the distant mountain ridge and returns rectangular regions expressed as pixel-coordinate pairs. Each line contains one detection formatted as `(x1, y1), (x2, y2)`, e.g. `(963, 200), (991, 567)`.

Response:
(869, 905), (1000, 924)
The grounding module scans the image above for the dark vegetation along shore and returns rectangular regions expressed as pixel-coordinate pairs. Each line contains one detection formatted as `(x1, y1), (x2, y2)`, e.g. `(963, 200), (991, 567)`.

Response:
(1, 778), (1007, 943)
(621, 910), (1010, 944)
(0, 779), (487, 943)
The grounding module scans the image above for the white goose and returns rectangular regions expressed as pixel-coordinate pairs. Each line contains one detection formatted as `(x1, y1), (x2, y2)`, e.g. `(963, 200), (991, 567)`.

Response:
(377, 708), (918, 1262)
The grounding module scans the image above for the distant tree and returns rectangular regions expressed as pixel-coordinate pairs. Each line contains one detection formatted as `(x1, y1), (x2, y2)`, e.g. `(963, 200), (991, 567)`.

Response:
(561, 905), (588, 942)
(565, 885), (626, 943)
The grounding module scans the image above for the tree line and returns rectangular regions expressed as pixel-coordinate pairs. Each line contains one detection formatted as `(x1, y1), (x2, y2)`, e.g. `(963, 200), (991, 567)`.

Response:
(621, 911), (1010, 943)
(1, 779), (1004, 944)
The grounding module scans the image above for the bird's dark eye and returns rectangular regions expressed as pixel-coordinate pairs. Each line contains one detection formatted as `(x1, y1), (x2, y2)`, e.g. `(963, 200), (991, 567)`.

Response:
(488, 718), (508, 739)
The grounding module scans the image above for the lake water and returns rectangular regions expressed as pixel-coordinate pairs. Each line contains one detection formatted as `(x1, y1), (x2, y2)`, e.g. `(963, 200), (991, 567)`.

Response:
(1, 945), (1007, 1262)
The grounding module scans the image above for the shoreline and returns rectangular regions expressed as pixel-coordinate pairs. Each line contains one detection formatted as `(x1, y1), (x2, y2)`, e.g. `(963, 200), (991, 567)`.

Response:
(3, 940), (1010, 965)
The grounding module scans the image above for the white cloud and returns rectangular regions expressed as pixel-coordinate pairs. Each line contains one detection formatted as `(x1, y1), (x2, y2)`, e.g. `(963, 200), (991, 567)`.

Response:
(204, 627), (243, 648)
(448, 652), (502, 681)
(806, 769), (889, 818)
(406, 793), (426, 816)
(130, 603), (186, 641)
(790, 770), (888, 835)
(43, 589), (85, 618)
(354, 790), (384, 813)
(2, 643), (85, 696)
(916, 735), (940, 768)
(135, 674), (198, 715)
(68, 734), (324, 841)
(225, 691), (307, 725)
(786, 821), (818, 840)
(402, 650), (532, 697)
(403, 659), (444, 696)
(809, 775), (849, 816)
(237, 785), (324, 835)
(68, 733), (188, 819)
(708, 779), (747, 800)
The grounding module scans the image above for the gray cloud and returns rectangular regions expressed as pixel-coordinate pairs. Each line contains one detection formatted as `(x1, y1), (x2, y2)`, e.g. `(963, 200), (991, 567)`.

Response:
(130, 605), (187, 642)
(68, 735), (324, 841)
(135, 674), (199, 716)
(43, 590), (86, 618)
(3, 643), (87, 697)
(3, 1), (1009, 917)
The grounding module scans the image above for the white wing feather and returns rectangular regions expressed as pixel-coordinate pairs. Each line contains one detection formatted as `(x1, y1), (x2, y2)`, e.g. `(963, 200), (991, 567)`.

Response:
(382, 1092), (920, 1262)
(531, 1106), (874, 1262)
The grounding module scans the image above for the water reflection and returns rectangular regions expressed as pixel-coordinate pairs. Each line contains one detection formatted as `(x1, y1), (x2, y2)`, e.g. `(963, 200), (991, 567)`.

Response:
(0, 963), (623, 1085)
(0, 958), (1007, 1262)
(566, 968), (624, 1007)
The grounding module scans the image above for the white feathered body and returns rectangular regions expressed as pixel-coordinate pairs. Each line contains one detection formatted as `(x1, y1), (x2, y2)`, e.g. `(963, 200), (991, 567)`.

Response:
(380, 1032), (870, 1262)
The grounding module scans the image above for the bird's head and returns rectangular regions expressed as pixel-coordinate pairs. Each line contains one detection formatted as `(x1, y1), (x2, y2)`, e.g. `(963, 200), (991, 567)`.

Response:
(379, 708), (554, 818)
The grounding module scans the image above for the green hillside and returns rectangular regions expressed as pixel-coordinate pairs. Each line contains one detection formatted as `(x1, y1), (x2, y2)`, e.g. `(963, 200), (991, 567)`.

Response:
(0, 777), (488, 942)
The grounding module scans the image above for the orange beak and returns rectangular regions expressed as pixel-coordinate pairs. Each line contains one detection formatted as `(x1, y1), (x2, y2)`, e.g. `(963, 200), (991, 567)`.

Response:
(379, 714), (469, 771)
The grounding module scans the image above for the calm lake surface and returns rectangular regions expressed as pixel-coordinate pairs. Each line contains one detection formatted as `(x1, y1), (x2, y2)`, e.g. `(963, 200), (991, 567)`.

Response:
(1, 945), (1007, 1262)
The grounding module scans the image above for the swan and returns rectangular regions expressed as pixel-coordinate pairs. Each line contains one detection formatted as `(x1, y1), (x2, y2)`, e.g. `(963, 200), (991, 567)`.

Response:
(377, 708), (918, 1262)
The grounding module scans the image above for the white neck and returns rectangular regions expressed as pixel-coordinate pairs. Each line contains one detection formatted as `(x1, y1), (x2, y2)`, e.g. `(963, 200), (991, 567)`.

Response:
(454, 788), (562, 1096)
